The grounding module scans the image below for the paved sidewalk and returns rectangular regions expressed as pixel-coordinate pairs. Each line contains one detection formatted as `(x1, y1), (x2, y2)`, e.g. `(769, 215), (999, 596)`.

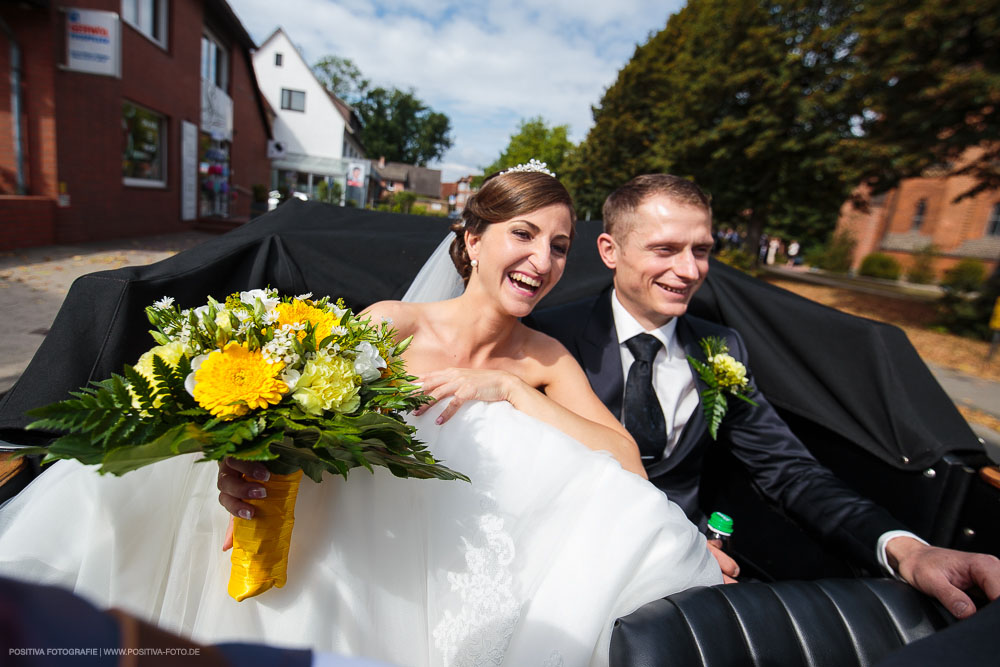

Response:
(0, 232), (215, 392)
(1, 233), (999, 462)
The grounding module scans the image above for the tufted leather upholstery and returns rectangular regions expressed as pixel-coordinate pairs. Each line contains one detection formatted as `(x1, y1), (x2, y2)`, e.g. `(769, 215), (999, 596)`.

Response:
(610, 578), (956, 667)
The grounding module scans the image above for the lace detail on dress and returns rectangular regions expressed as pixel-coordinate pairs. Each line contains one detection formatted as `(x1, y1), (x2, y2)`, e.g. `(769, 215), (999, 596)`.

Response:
(542, 651), (564, 667)
(433, 496), (521, 666)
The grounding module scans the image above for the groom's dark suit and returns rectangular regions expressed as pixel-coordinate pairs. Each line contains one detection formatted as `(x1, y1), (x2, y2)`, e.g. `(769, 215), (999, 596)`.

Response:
(529, 287), (906, 571)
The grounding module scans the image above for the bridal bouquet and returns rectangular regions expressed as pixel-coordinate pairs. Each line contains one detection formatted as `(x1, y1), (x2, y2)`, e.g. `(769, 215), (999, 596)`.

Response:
(21, 288), (468, 601)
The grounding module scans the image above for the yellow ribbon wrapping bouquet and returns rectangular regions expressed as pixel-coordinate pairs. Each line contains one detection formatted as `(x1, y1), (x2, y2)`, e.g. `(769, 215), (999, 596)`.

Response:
(21, 289), (468, 601)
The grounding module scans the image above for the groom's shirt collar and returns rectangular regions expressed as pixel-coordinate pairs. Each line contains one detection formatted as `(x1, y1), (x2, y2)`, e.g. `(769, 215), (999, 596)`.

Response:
(611, 290), (679, 357)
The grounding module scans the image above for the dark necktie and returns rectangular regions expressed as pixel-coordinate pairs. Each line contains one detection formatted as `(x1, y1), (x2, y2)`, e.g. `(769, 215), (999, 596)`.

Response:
(623, 333), (666, 463)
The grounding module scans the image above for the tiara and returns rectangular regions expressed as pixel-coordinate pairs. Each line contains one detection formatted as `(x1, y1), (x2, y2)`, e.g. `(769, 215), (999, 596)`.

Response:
(500, 159), (556, 178)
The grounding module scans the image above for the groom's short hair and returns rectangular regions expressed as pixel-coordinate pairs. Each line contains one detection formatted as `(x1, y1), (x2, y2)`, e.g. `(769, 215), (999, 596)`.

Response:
(602, 174), (712, 240)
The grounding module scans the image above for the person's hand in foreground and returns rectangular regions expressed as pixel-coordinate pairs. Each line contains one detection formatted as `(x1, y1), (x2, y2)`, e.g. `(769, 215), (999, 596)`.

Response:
(887, 537), (1000, 618)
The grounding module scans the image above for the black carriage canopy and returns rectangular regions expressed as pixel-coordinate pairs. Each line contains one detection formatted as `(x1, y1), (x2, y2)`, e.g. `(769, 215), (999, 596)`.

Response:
(0, 200), (981, 469)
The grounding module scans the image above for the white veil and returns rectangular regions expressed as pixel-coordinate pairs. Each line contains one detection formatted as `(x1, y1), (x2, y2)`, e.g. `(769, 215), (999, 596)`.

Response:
(401, 231), (466, 303)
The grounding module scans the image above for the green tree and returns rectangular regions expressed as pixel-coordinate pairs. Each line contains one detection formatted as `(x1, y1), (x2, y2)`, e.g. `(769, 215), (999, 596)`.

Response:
(479, 117), (573, 184)
(315, 179), (343, 205)
(355, 87), (453, 166)
(565, 0), (865, 254)
(312, 56), (370, 103)
(311, 57), (454, 167)
(844, 0), (1000, 200)
(858, 252), (902, 280)
(906, 245), (938, 284)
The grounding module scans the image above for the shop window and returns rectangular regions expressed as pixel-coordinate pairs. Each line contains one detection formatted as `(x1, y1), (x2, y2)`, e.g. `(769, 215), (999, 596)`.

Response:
(988, 203), (1000, 237)
(122, 0), (167, 48)
(275, 52), (283, 67)
(122, 101), (166, 187)
(281, 88), (306, 112)
(199, 135), (231, 217)
(201, 31), (228, 90)
(911, 198), (926, 230)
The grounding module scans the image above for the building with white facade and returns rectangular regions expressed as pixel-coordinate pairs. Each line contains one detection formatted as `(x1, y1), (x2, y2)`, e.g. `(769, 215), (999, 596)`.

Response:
(252, 28), (369, 204)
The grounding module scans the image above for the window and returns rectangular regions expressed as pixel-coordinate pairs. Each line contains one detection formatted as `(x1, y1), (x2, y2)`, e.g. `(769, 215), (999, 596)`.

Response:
(911, 198), (927, 230)
(201, 32), (228, 90)
(275, 52), (283, 67)
(122, 101), (166, 186)
(988, 203), (1000, 237)
(281, 88), (306, 112)
(121, 0), (167, 47)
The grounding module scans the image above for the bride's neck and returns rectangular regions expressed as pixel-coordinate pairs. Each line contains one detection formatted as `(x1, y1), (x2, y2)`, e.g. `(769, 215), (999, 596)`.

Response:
(436, 293), (520, 358)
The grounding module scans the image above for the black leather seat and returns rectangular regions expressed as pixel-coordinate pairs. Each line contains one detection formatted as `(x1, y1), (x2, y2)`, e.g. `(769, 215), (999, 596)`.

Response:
(610, 578), (956, 667)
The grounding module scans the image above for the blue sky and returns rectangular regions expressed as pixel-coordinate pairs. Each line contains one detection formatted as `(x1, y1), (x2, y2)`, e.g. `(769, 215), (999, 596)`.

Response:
(226, 0), (685, 181)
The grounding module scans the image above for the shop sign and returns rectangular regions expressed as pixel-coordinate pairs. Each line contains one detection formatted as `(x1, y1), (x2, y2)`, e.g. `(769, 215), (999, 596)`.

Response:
(65, 8), (121, 77)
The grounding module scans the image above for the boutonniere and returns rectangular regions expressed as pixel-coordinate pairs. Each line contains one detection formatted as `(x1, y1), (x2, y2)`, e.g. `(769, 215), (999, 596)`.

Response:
(686, 336), (758, 440)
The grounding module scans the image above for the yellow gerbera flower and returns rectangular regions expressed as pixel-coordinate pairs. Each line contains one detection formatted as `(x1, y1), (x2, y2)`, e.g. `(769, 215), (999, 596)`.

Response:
(192, 342), (288, 419)
(275, 301), (339, 348)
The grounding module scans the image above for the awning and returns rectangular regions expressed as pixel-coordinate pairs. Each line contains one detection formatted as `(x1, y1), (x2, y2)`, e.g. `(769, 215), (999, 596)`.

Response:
(272, 153), (366, 178)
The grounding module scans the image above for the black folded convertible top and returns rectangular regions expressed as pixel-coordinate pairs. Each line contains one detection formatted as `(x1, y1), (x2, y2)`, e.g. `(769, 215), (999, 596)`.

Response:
(0, 200), (981, 468)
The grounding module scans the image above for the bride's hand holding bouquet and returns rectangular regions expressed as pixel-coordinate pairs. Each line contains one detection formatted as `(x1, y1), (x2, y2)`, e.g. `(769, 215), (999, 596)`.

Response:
(19, 288), (468, 601)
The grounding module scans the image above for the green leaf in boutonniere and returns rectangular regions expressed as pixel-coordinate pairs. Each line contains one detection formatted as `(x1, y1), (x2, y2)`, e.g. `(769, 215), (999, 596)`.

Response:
(686, 336), (758, 440)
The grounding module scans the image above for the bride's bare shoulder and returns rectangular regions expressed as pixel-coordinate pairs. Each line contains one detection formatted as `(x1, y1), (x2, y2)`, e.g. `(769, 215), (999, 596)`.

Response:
(361, 300), (428, 337)
(519, 323), (574, 365)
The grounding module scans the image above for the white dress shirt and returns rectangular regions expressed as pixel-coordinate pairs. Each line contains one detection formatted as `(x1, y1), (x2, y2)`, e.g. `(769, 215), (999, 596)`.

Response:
(611, 290), (699, 460)
(610, 290), (919, 574)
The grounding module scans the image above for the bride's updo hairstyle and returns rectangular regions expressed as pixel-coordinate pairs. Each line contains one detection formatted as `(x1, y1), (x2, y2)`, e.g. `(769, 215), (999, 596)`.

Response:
(449, 170), (576, 285)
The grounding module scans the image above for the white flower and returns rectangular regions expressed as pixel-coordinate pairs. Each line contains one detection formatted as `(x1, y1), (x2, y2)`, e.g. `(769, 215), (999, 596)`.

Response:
(184, 354), (209, 396)
(281, 368), (301, 392)
(295, 292), (313, 301)
(264, 310), (281, 325)
(381, 316), (394, 326)
(353, 341), (386, 382)
(153, 296), (174, 309)
(240, 289), (280, 312)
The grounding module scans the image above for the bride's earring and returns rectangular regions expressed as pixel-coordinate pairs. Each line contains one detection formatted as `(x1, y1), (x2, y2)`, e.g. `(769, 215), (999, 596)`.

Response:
(470, 259), (479, 270)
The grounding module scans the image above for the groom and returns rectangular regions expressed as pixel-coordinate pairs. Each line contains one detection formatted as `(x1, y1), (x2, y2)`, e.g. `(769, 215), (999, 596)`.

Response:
(528, 174), (1000, 618)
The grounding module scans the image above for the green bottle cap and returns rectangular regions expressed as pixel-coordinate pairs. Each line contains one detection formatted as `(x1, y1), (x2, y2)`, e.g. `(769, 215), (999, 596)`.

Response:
(708, 511), (733, 536)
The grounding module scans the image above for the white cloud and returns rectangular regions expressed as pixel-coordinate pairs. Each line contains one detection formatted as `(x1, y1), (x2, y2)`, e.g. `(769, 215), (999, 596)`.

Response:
(227, 0), (684, 181)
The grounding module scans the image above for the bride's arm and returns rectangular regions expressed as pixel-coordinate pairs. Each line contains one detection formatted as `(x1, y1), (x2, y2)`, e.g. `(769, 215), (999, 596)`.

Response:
(529, 349), (647, 479)
(419, 350), (647, 479)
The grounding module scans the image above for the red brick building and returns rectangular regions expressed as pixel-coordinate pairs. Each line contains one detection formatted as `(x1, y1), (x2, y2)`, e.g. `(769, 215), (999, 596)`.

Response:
(837, 148), (1000, 278)
(0, 0), (271, 251)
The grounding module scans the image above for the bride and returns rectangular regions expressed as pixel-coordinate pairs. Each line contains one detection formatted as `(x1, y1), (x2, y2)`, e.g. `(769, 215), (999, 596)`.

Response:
(0, 165), (721, 666)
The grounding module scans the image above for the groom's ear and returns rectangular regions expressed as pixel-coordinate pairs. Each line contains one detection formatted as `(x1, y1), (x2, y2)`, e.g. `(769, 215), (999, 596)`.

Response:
(596, 233), (618, 271)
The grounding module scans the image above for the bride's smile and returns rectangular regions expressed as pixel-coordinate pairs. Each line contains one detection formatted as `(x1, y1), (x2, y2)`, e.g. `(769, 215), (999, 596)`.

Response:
(465, 203), (573, 317)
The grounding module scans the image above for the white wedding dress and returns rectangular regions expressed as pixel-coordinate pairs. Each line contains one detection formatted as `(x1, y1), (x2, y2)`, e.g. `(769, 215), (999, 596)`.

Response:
(0, 233), (721, 666)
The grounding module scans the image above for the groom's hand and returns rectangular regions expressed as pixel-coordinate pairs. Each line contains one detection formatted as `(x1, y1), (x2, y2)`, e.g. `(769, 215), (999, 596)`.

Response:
(217, 457), (270, 520)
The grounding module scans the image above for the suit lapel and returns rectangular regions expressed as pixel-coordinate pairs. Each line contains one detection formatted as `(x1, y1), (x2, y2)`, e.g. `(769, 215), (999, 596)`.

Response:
(579, 287), (625, 419)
